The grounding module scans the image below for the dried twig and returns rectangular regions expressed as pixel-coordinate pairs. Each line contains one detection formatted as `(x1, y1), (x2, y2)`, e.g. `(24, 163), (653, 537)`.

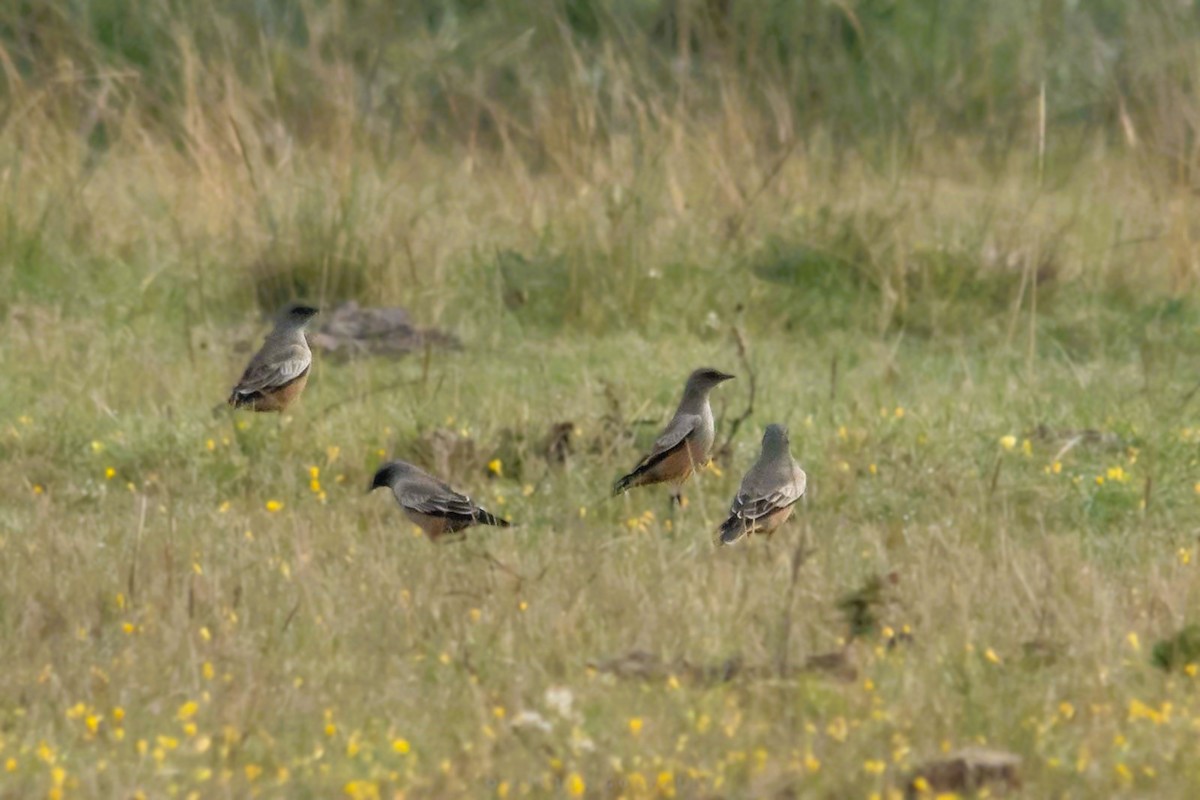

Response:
(715, 325), (756, 461)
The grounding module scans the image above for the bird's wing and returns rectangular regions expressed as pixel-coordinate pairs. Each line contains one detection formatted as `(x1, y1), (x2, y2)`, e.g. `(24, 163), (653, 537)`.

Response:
(400, 482), (480, 520)
(232, 342), (311, 395)
(728, 464), (807, 523)
(636, 413), (701, 469)
(397, 476), (481, 521)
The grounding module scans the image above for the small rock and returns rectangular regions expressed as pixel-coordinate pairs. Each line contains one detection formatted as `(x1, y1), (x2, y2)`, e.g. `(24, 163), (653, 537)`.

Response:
(907, 747), (1021, 798)
(308, 301), (460, 359)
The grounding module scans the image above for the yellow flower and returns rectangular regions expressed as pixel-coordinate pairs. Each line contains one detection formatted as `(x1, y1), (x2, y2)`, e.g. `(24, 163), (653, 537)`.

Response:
(85, 714), (101, 734)
(177, 701), (198, 721)
(999, 435), (1017, 451)
(469, 608), (482, 623)
(392, 738), (410, 754)
(1107, 465), (1127, 482)
(324, 723), (337, 738)
(265, 500), (283, 512)
(245, 764), (262, 781)
(1058, 701), (1075, 720)
(4, 758), (15, 772)
(32, 484), (44, 495)
(894, 407), (905, 419)
(628, 717), (643, 736)
(566, 773), (585, 796)
(488, 459), (503, 477)
(1179, 548), (1192, 566)
(804, 753), (820, 773)
(104, 466), (116, 480)
(1127, 632), (1141, 652)
(863, 759), (886, 774)
(112, 707), (125, 722)
(984, 648), (1001, 665)
(90, 440), (104, 454)
(522, 484), (534, 497)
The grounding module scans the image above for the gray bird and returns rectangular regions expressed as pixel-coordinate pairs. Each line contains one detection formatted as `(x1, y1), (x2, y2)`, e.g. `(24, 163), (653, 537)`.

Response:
(613, 367), (735, 497)
(717, 424), (807, 545)
(228, 304), (319, 412)
(370, 460), (510, 541)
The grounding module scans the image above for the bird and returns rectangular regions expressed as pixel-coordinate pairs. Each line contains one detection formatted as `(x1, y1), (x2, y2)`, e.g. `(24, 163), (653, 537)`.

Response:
(717, 423), (807, 545)
(369, 460), (510, 541)
(227, 304), (319, 412)
(613, 367), (735, 499)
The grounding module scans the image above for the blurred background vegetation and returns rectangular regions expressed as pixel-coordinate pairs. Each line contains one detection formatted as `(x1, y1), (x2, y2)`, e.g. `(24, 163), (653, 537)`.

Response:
(3, 0), (1200, 340)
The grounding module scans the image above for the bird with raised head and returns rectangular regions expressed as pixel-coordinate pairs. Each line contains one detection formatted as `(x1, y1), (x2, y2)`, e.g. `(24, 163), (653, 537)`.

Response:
(613, 367), (735, 500)
(717, 423), (807, 545)
(227, 304), (319, 413)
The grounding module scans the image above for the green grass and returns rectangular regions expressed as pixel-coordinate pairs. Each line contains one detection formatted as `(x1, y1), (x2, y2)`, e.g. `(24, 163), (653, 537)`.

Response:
(8, 2), (1200, 798)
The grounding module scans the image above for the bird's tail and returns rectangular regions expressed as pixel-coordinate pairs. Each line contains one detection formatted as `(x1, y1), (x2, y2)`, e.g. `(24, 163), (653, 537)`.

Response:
(227, 391), (253, 409)
(475, 508), (511, 528)
(717, 516), (748, 546)
(612, 471), (639, 496)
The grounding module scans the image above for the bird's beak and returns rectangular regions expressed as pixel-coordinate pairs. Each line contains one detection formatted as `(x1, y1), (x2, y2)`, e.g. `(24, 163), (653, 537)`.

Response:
(716, 372), (736, 382)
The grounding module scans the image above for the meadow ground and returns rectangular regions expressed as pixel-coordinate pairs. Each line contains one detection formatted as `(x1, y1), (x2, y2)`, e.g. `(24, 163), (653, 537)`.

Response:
(9, 3), (1200, 799)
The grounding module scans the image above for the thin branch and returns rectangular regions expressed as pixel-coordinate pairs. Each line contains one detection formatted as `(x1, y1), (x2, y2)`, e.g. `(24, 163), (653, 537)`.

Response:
(715, 324), (756, 461)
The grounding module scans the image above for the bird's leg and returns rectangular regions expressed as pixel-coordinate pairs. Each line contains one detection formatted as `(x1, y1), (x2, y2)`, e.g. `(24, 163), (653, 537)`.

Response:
(665, 487), (685, 536)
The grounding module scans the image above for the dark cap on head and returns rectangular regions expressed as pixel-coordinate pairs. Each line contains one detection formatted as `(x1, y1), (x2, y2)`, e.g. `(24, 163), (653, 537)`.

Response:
(369, 461), (411, 492)
(281, 304), (320, 324)
(686, 367), (736, 388)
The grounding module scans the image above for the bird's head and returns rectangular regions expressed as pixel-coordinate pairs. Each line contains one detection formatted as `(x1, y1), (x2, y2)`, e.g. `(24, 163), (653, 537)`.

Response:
(368, 460), (412, 493)
(685, 367), (735, 395)
(762, 423), (791, 456)
(280, 303), (320, 328)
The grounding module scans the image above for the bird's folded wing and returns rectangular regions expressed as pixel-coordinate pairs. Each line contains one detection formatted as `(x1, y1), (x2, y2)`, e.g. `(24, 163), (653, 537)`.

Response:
(401, 486), (479, 520)
(636, 413), (700, 467)
(729, 469), (807, 522)
(233, 345), (311, 394)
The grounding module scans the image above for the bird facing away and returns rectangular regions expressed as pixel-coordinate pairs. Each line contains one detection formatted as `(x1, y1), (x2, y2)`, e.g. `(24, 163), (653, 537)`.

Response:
(227, 304), (319, 412)
(370, 460), (510, 541)
(717, 423), (807, 545)
(613, 367), (735, 496)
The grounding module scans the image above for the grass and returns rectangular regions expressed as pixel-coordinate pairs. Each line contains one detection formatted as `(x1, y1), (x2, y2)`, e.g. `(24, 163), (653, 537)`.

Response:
(7, 2), (1200, 798)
